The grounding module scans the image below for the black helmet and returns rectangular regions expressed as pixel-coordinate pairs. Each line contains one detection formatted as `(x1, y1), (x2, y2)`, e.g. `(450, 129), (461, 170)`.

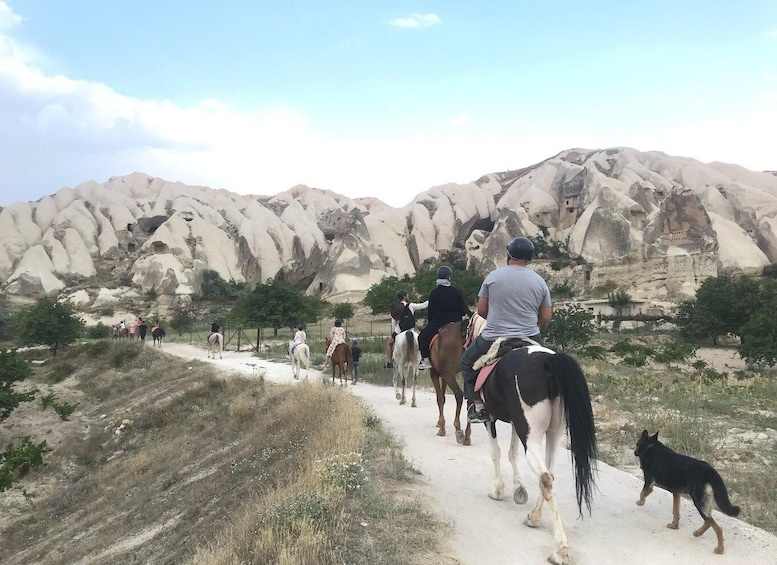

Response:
(436, 266), (452, 280)
(335, 319), (343, 327)
(396, 289), (409, 300)
(298, 324), (304, 330)
(506, 237), (534, 261)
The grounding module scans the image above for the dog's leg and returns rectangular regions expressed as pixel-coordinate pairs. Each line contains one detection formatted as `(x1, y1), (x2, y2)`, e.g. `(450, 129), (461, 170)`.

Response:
(667, 492), (681, 529)
(636, 484), (653, 506)
(694, 518), (724, 554)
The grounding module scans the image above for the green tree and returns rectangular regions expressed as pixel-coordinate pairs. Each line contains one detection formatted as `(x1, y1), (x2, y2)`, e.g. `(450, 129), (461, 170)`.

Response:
(169, 297), (196, 336)
(231, 279), (324, 335)
(738, 280), (777, 365)
(363, 276), (406, 315)
(14, 297), (84, 355)
(332, 301), (355, 322)
(199, 269), (246, 301)
(543, 303), (595, 351)
(607, 290), (632, 317)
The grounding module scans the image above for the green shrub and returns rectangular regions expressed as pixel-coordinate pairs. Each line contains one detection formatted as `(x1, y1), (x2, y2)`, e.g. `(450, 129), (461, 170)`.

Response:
(317, 452), (370, 493)
(53, 400), (78, 421)
(111, 344), (142, 368)
(85, 323), (112, 339)
(0, 438), (51, 492)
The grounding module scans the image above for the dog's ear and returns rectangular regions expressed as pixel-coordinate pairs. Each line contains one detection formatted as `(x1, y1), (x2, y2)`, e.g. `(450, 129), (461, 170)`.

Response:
(640, 430), (648, 440)
(652, 431), (659, 440)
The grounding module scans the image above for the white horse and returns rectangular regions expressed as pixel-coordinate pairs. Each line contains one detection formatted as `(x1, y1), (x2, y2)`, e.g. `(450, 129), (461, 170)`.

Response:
(291, 343), (310, 380)
(392, 329), (421, 406)
(207, 332), (223, 359)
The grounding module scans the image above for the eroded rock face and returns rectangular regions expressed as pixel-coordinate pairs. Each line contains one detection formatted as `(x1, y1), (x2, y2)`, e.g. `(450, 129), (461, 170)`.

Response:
(1, 147), (775, 304)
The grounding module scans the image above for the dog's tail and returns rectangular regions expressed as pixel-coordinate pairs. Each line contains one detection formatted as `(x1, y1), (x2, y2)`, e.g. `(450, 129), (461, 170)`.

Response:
(709, 470), (741, 517)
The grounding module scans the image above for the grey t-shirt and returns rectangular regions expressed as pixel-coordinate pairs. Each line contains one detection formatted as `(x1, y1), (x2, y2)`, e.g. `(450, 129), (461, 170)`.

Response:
(479, 264), (552, 341)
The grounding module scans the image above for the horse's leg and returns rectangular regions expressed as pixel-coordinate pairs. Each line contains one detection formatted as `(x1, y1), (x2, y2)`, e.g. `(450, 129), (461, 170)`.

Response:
(430, 372), (446, 434)
(446, 374), (468, 445)
(522, 401), (569, 565)
(509, 427), (528, 504)
(410, 365), (417, 408)
(487, 421), (505, 500)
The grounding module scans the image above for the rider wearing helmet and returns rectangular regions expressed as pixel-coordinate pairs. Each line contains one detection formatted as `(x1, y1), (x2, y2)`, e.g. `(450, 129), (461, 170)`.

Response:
(385, 289), (428, 369)
(417, 266), (471, 370)
(460, 236), (552, 423)
(289, 323), (307, 357)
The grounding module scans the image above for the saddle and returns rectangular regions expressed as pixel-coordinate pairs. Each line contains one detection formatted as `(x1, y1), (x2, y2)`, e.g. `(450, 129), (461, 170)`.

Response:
(473, 337), (540, 392)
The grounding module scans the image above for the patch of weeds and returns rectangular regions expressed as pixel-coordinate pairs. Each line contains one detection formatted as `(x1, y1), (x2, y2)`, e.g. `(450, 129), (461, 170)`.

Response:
(53, 400), (78, 421)
(45, 361), (75, 383)
(84, 340), (111, 357)
(111, 344), (142, 368)
(0, 437), (52, 492)
(258, 493), (332, 532)
(363, 409), (381, 429)
(579, 345), (607, 361)
(621, 354), (648, 367)
(317, 452), (370, 493)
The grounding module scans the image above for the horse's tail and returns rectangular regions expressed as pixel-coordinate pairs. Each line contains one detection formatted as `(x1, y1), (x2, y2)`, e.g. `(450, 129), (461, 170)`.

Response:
(546, 352), (597, 516)
(300, 344), (309, 367)
(404, 330), (416, 362)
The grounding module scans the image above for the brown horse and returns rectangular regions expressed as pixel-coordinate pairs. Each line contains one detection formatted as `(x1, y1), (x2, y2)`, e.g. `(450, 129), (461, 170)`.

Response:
(429, 321), (471, 445)
(113, 325), (129, 340)
(325, 339), (352, 386)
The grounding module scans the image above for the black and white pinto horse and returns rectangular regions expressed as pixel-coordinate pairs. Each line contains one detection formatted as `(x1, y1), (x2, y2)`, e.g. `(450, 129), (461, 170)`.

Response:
(290, 343), (310, 380)
(472, 317), (597, 565)
(392, 329), (421, 406)
(151, 326), (166, 348)
(207, 332), (223, 359)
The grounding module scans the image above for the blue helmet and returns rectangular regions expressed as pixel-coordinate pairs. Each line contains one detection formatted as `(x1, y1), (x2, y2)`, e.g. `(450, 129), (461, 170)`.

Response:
(506, 237), (534, 261)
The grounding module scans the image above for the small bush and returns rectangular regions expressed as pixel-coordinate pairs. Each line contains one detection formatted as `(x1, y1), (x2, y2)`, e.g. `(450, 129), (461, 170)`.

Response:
(45, 362), (75, 384)
(85, 323), (112, 340)
(53, 400), (78, 421)
(317, 452), (370, 493)
(0, 437), (52, 492)
(111, 344), (142, 368)
(259, 493), (331, 531)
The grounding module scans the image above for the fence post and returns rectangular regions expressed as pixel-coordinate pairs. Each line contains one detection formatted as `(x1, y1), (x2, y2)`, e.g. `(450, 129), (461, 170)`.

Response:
(237, 329), (241, 352)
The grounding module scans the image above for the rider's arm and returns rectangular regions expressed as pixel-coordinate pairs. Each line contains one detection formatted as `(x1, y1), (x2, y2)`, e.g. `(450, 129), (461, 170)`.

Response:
(538, 305), (552, 325)
(477, 296), (489, 319)
(410, 300), (429, 312)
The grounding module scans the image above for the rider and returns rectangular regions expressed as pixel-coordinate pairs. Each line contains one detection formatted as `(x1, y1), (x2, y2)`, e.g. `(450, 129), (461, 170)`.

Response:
(460, 236), (552, 423)
(208, 320), (220, 339)
(385, 289), (428, 369)
(417, 266), (471, 370)
(325, 319), (347, 366)
(289, 324), (307, 357)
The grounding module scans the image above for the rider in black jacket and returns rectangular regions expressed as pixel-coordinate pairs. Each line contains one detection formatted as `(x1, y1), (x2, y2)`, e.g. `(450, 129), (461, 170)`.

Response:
(418, 266), (470, 370)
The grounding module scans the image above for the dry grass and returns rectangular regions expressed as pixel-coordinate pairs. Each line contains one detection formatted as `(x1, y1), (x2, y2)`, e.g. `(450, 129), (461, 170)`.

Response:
(1, 341), (445, 565)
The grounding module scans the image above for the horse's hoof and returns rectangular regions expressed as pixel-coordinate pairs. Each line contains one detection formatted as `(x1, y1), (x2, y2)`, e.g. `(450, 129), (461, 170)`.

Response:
(513, 487), (528, 505)
(411, 401), (416, 408)
(488, 491), (503, 501)
(395, 393), (401, 400)
(455, 430), (465, 444)
(462, 437), (471, 446)
(547, 547), (569, 565)
(523, 515), (540, 528)
(437, 428), (446, 437)
(399, 399), (406, 405)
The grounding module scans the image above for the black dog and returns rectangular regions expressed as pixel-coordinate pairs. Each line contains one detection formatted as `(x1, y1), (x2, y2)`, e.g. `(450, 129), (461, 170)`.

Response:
(634, 430), (740, 555)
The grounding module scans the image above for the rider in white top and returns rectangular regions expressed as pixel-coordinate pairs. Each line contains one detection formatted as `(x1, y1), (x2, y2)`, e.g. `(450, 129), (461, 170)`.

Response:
(289, 324), (307, 356)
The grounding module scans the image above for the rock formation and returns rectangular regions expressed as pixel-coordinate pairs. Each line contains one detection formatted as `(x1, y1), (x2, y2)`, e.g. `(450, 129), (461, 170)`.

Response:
(1, 147), (775, 308)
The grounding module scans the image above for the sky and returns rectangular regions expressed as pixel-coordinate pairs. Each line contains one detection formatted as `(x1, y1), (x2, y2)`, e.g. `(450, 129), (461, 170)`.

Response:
(1, 1), (776, 208)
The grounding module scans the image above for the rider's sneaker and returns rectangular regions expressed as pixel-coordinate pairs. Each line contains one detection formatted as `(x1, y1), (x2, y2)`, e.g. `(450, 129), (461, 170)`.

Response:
(418, 360), (432, 370)
(467, 404), (490, 423)
(384, 362), (394, 369)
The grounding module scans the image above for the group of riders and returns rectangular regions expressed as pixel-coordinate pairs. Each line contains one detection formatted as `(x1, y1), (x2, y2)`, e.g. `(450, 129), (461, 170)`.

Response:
(115, 318), (161, 341)
(387, 236), (552, 424)
(283, 235), (551, 423)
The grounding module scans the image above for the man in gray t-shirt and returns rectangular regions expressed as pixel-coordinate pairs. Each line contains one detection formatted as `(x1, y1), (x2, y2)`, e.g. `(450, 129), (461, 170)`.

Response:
(460, 236), (552, 423)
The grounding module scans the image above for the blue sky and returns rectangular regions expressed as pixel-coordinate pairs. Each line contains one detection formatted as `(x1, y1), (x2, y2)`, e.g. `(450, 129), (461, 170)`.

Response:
(1, 1), (776, 207)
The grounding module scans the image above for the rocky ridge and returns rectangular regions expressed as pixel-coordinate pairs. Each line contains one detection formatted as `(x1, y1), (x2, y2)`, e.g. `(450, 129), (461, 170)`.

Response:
(1, 147), (776, 311)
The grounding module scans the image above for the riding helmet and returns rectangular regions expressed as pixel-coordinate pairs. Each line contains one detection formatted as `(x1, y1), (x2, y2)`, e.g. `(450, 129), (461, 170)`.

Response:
(506, 236), (535, 261)
(352, 338), (358, 345)
(396, 289), (409, 300)
(335, 319), (343, 327)
(437, 265), (453, 280)
(298, 324), (304, 330)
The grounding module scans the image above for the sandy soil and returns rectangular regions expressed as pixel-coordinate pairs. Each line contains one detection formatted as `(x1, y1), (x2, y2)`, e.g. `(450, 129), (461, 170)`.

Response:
(162, 342), (777, 565)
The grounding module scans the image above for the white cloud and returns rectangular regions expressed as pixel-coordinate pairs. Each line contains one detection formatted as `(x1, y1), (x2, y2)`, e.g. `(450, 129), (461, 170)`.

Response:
(389, 13), (441, 29)
(450, 115), (471, 127)
(0, 2), (21, 32)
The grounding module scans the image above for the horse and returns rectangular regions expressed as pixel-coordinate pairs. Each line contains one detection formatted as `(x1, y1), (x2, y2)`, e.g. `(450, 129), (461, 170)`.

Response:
(151, 326), (166, 348)
(291, 343), (310, 380)
(428, 321), (471, 444)
(392, 329), (420, 406)
(207, 332), (223, 359)
(113, 325), (128, 340)
(472, 322), (597, 565)
(325, 339), (351, 386)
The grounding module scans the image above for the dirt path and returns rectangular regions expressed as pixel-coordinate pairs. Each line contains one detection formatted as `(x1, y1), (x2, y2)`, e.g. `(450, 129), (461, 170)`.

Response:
(162, 343), (777, 565)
